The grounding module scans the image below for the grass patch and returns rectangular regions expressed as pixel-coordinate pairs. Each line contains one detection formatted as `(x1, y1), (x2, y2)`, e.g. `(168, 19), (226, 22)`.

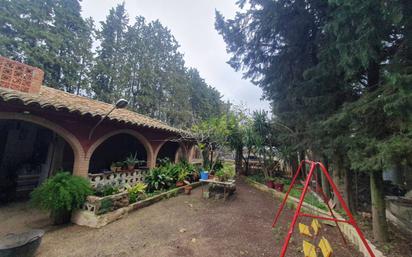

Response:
(247, 174), (328, 211)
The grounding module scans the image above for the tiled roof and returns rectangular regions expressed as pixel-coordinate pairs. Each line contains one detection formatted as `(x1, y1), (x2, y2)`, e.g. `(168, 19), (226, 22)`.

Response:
(0, 86), (187, 134)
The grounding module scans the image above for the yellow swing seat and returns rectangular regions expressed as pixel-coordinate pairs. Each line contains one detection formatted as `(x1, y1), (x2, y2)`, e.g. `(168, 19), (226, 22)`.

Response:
(299, 223), (312, 237)
(311, 219), (321, 235)
(303, 240), (317, 257)
(319, 236), (333, 257)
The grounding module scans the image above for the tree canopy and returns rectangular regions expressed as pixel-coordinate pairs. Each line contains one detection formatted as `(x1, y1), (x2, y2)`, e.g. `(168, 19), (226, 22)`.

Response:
(1, 1), (226, 128)
(216, 0), (411, 242)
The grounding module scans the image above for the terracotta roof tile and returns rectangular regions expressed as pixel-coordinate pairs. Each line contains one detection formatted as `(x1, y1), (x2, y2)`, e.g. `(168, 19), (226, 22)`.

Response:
(0, 86), (188, 134)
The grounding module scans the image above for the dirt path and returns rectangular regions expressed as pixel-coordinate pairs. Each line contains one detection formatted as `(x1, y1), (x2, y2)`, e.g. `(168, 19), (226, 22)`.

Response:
(31, 178), (362, 257)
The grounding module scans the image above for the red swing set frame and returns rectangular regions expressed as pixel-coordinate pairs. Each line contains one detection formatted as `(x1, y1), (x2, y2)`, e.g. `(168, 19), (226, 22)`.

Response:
(272, 160), (375, 257)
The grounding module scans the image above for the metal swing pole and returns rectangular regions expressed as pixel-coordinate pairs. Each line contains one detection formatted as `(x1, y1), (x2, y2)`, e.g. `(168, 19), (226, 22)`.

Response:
(278, 161), (317, 257)
(311, 164), (347, 245)
(317, 162), (376, 257)
(272, 160), (305, 228)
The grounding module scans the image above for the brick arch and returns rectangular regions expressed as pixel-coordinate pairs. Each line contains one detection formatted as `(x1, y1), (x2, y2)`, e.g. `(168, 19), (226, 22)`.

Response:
(0, 112), (87, 177)
(188, 144), (203, 162)
(86, 129), (154, 169)
(153, 138), (188, 163)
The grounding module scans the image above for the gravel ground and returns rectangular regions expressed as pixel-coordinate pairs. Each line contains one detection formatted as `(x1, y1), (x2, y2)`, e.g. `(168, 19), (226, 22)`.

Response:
(1, 179), (363, 257)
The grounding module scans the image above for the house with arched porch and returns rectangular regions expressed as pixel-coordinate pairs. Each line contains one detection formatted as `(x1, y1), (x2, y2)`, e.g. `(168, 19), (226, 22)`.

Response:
(0, 57), (200, 202)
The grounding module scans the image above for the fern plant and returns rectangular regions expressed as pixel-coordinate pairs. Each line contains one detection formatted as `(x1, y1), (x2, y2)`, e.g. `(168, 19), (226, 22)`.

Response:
(30, 172), (93, 224)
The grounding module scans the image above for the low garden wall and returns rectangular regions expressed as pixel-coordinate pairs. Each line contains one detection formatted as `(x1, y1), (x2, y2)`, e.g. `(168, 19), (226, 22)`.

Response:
(88, 169), (148, 190)
(244, 176), (385, 257)
(72, 182), (201, 228)
(83, 191), (130, 215)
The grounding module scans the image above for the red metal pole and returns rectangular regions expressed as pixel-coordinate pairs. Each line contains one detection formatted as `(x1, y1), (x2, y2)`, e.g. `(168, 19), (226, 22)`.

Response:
(316, 162), (376, 257)
(271, 160), (304, 227)
(278, 161), (316, 257)
(312, 167), (347, 244)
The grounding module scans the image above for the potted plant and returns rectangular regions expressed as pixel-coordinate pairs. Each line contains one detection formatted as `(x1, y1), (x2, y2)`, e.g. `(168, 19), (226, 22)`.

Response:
(110, 162), (117, 172)
(184, 185), (193, 195)
(273, 177), (285, 192)
(176, 169), (188, 187)
(188, 170), (199, 182)
(215, 169), (226, 182)
(125, 153), (139, 171)
(30, 172), (92, 225)
(200, 169), (209, 180)
(266, 178), (275, 189)
(114, 162), (124, 172)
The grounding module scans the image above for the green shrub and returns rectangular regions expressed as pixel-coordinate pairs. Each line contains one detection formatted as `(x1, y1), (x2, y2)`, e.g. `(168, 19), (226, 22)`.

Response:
(213, 159), (224, 171)
(30, 172), (92, 223)
(165, 162), (180, 182)
(94, 184), (120, 196)
(179, 160), (196, 173)
(127, 182), (147, 203)
(99, 198), (113, 214)
(145, 166), (173, 192)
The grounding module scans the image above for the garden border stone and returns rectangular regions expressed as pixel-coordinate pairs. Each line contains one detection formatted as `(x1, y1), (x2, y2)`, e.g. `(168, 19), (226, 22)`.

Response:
(243, 176), (385, 257)
(72, 182), (201, 228)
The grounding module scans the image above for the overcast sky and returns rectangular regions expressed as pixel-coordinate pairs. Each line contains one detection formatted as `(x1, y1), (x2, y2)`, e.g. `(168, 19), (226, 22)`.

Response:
(81, 0), (271, 113)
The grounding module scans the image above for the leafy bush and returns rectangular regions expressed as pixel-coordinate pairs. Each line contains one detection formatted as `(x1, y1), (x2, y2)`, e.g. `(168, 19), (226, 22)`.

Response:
(145, 166), (173, 192)
(215, 164), (235, 181)
(94, 184), (120, 197)
(98, 198), (113, 214)
(164, 162), (180, 182)
(30, 172), (93, 213)
(213, 159), (224, 171)
(178, 169), (189, 182)
(223, 164), (235, 179)
(127, 182), (147, 203)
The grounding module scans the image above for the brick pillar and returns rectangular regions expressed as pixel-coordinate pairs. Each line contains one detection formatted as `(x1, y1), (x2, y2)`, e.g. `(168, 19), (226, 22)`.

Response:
(0, 57), (44, 93)
(73, 155), (89, 178)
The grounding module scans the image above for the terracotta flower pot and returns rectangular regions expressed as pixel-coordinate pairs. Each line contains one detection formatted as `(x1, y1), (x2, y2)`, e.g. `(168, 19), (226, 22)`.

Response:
(273, 183), (284, 192)
(176, 181), (185, 187)
(266, 180), (275, 189)
(127, 164), (135, 171)
(184, 186), (193, 195)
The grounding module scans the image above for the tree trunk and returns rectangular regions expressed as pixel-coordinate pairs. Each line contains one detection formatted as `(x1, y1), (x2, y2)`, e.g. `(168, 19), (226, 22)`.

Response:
(370, 170), (389, 242)
(321, 157), (331, 199)
(332, 160), (342, 209)
(298, 151), (306, 179)
(245, 148), (251, 176)
(210, 149), (214, 170)
(235, 147), (243, 175)
(343, 169), (356, 213)
(201, 149), (210, 170)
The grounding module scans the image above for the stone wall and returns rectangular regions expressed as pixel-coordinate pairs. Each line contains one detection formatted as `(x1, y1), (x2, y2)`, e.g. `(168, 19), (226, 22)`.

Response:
(83, 191), (129, 215)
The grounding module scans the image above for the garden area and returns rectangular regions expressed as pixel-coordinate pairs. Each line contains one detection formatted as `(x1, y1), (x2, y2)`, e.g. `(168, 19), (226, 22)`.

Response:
(1, 0), (411, 257)
(15, 178), (361, 257)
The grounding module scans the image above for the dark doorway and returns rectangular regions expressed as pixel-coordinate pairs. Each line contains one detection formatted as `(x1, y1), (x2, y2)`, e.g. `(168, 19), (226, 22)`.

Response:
(0, 120), (74, 203)
(156, 141), (181, 164)
(88, 133), (147, 174)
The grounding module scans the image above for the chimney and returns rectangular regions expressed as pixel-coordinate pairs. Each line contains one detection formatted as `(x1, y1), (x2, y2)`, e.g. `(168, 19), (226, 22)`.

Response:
(0, 56), (44, 94)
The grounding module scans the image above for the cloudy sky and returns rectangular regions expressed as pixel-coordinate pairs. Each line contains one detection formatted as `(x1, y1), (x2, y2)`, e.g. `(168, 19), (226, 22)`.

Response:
(81, 0), (271, 113)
